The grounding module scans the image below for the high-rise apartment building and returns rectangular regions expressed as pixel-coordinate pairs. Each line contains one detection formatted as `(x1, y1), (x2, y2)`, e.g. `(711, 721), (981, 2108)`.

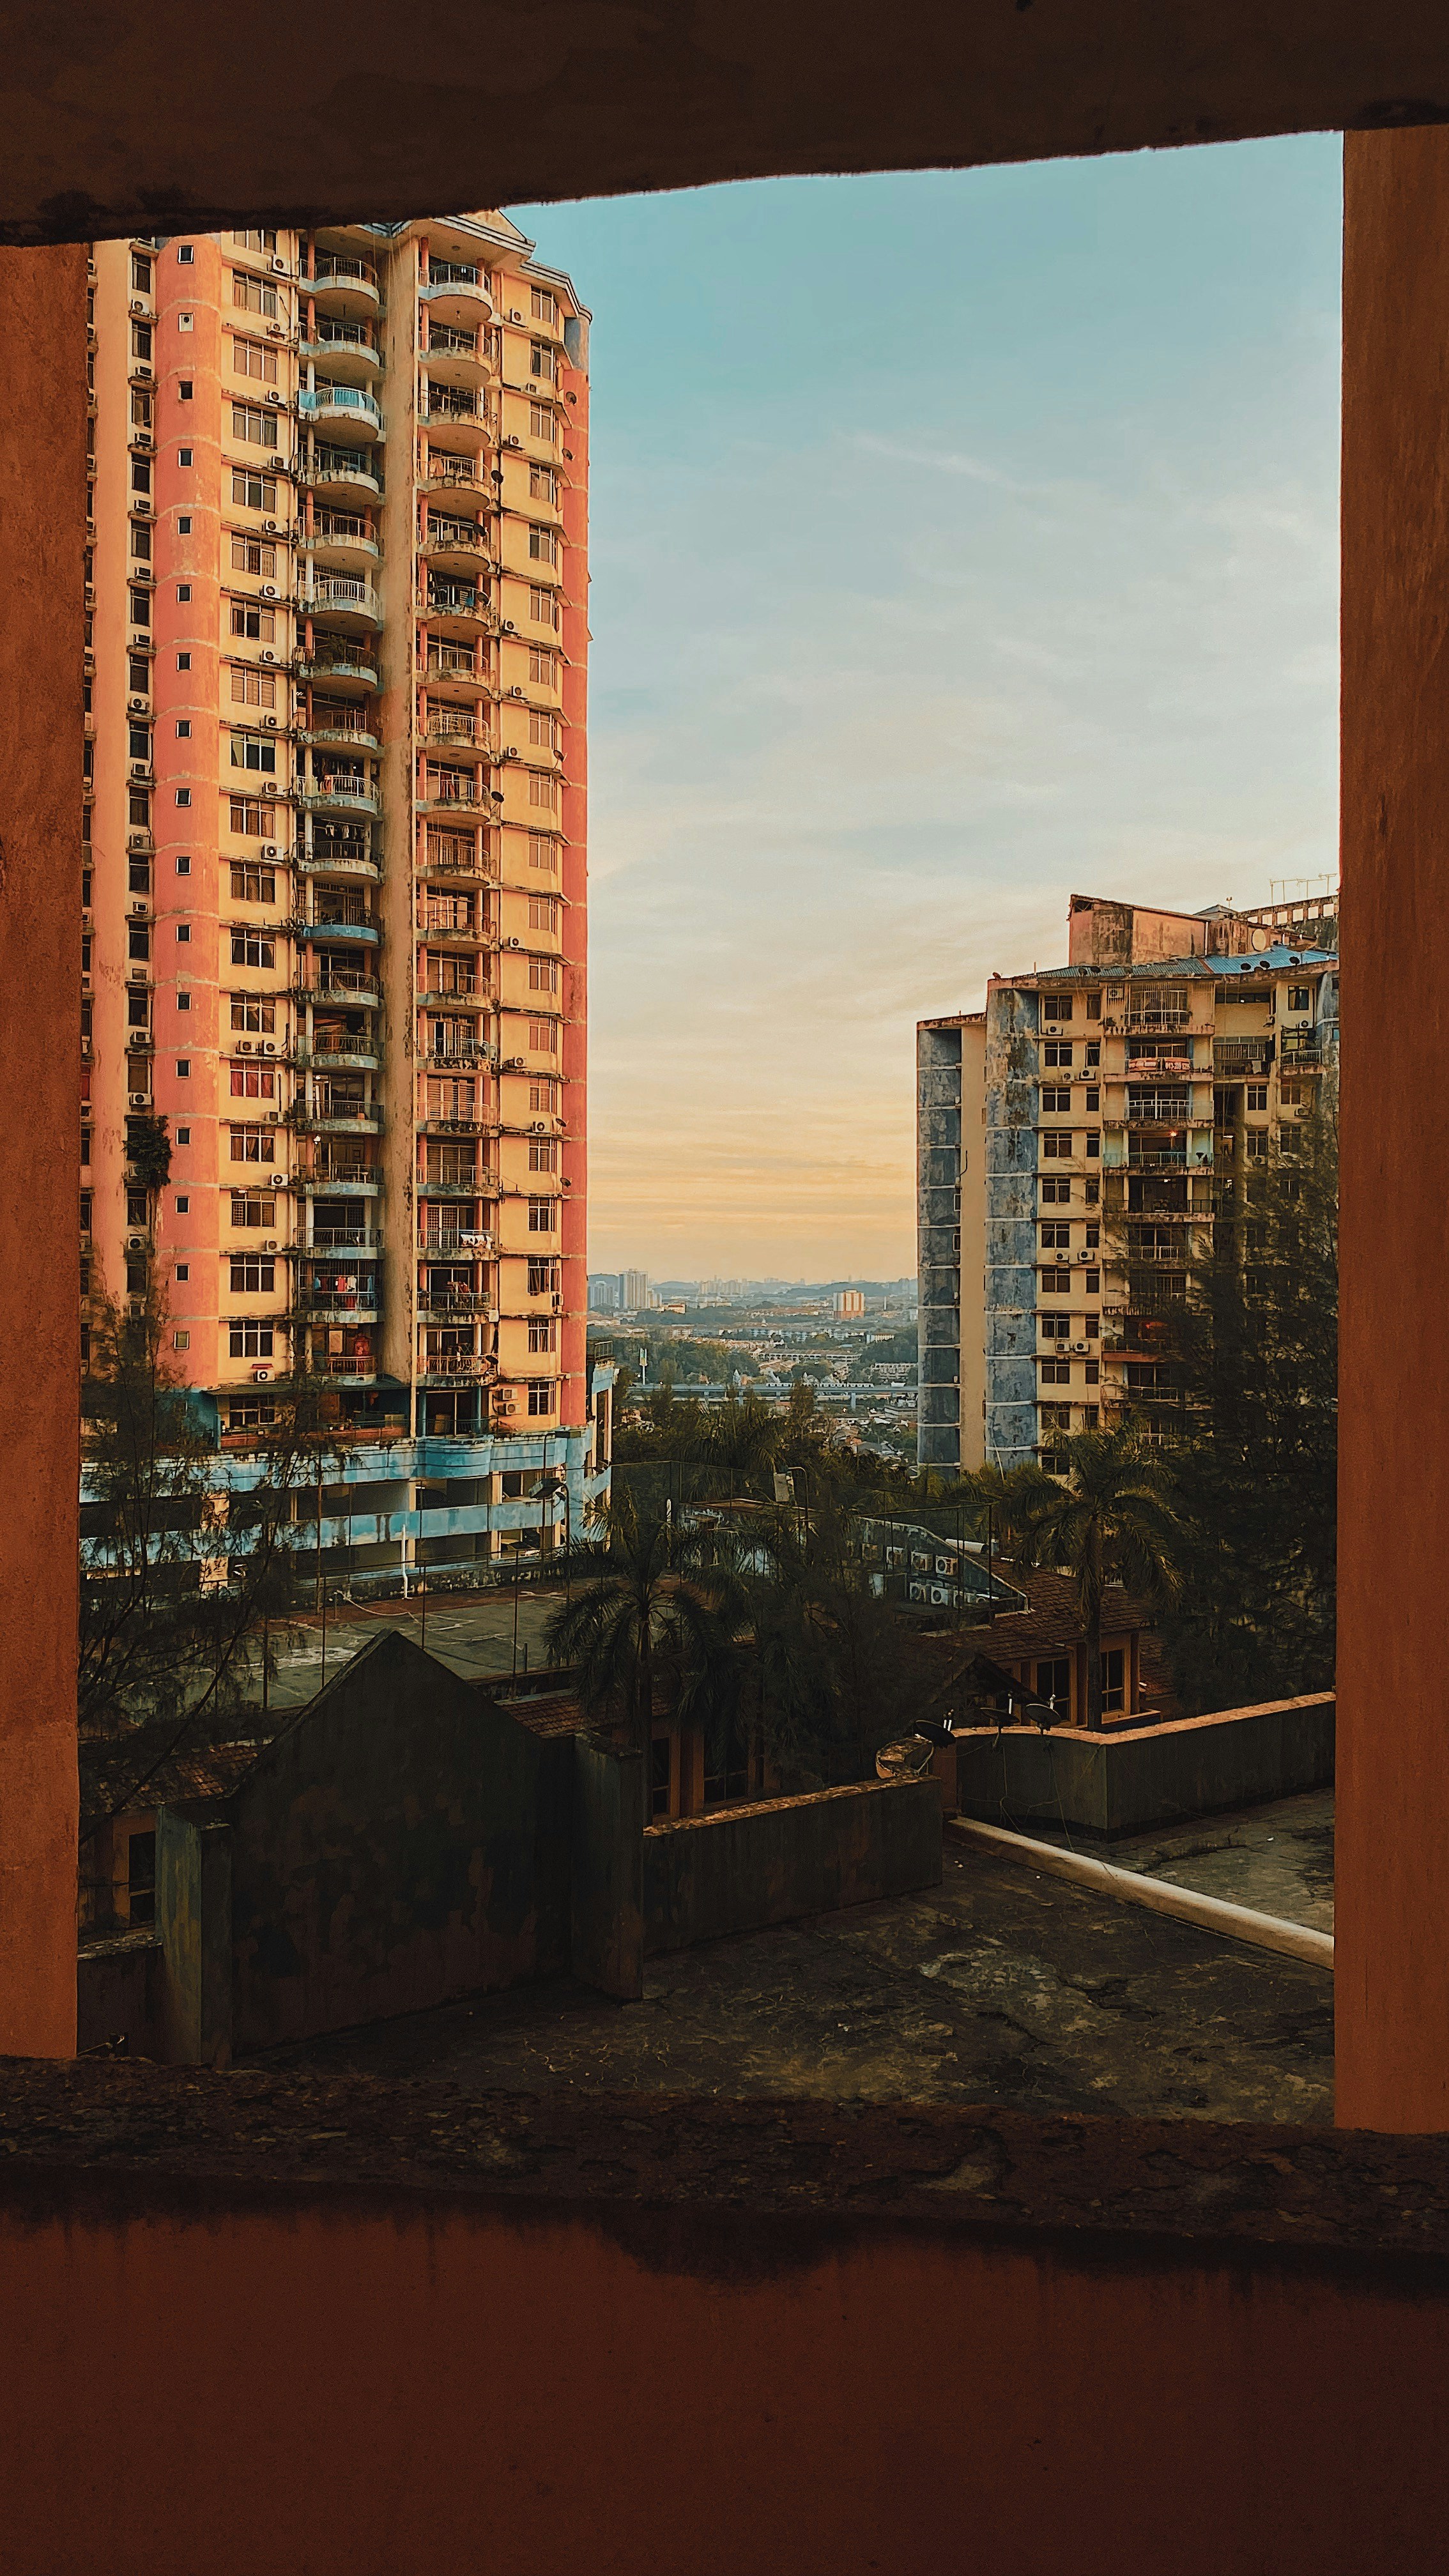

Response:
(84, 213), (610, 1575)
(621, 1269), (650, 1313)
(918, 890), (1339, 1475)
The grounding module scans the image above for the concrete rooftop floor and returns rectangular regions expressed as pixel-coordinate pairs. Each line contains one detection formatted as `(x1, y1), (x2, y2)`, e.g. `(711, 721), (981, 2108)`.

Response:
(258, 1798), (1335, 2125)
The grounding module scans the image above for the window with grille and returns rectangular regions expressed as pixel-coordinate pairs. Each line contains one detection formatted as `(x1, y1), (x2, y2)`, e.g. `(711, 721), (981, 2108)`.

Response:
(527, 834), (558, 871)
(527, 1197), (556, 1232)
(526, 1379), (556, 1414)
(230, 932), (275, 969)
(527, 1019), (558, 1053)
(229, 1258), (276, 1293)
(528, 1138), (557, 1171)
(229, 1320), (275, 1358)
(231, 535), (278, 576)
(528, 956), (559, 992)
(233, 403), (278, 448)
(528, 1258), (560, 1294)
(131, 321), (153, 361)
(229, 1125), (275, 1162)
(528, 1082), (559, 1113)
(131, 254), (153, 293)
(229, 1193), (277, 1227)
(231, 667), (277, 708)
(426, 1076), (476, 1117)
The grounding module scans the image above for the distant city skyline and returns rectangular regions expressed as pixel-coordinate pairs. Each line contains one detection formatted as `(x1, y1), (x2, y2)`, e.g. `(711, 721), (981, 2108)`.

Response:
(518, 137), (1340, 1278)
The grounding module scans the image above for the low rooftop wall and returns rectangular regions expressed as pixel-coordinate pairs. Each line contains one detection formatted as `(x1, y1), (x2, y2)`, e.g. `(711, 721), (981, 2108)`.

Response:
(645, 1779), (941, 1955)
(954, 1693), (1334, 1837)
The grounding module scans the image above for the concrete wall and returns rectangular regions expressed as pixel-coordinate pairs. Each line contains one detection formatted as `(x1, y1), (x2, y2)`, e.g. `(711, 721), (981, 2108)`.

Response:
(227, 1631), (574, 2051)
(954, 1694), (1335, 1837)
(571, 1736), (643, 2000)
(76, 1932), (164, 2057)
(645, 1780), (941, 1955)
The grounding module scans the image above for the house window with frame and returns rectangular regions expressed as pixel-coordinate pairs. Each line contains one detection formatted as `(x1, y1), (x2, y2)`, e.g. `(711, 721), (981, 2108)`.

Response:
(229, 797), (275, 836)
(1040, 1314), (1071, 1342)
(528, 1138), (558, 1172)
(232, 273), (280, 319)
(1041, 992), (1073, 1021)
(130, 390), (153, 431)
(1039, 1357), (1071, 1386)
(230, 995), (275, 1032)
(1101, 1648), (1126, 1714)
(1288, 985), (1314, 1013)
(527, 834), (558, 871)
(528, 585), (559, 627)
(233, 228), (279, 252)
(131, 254), (153, 293)
(1040, 1084), (1071, 1115)
(229, 1193), (277, 1227)
(528, 956), (559, 993)
(230, 932), (275, 970)
(1039, 1266), (1071, 1295)
(1035, 1657), (1071, 1717)
(527, 1257), (560, 1295)
(231, 668), (277, 709)
(528, 404), (557, 444)
(232, 402), (278, 448)
(528, 523), (558, 566)
(528, 470), (558, 510)
(231, 602), (276, 641)
(232, 467), (278, 510)
(528, 1317), (557, 1353)
(229, 1319), (275, 1358)
(1041, 1132), (1074, 1160)
(1042, 1041), (1073, 1068)
(527, 1019), (558, 1053)
(527, 1197), (556, 1233)
(528, 772), (558, 811)
(231, 735), (277, 775)
(530, 286), (558, 328)
(131, 321), (153, 362)
(526, 1377), (556, 1416)
(528, 709), (558, 748)
(1039, 1222), (1070, 1252)
(1041, 1176), (1071, 1205)
(528, 897), (559, 934)
(528, 1080), (560, 1114)
(231, 534), (278, 576)
(229, 1125), (275, 1163)
(229, 1065), (276, 1099)
(1246, 1084), (1269, 1114)
(528, 340), (556, 381)
(229, 865), (276, 903)
(229, 1257), (276, 1294)
(233, 337), (279, 383)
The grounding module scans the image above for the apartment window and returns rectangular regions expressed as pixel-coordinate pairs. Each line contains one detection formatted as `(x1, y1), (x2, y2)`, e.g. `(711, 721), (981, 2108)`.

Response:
(1040, 1315), (1071, 1341)
(1039, 1408), (1071, 1434)
(233, 229), (279, 252)
(233, 468), (278, 510)
(128, 927), (151, 962)
(528, 584), (559, 627)
(230, 933), (275, 969)
(128, 786), (150, 824)
(528, 470), (558, 509)
(530, 286), (558, 328)
(233, 337), (279, 383)
(1042, 1041), (1073, 1068)
(126, 993), (151, 1028)
(1041, 1176), (1071, 1206)
(232, 273), (280, 319)
(231, 668), (277, 708)
(1084, 1087), (1100, 1113)
(1101, 1648), (1126, 1715)
(128, 723), (151, 762)
(528, 1317), (558, 1353)
(527, 898), (560, 935)
(178, 516), (193, 535)
(1039, 1357), (1071, 1385)
(229, 1257), (276, 1294)
(1246, 1084), (1269, 1113)
(528, 772), (558, 811)
(528, 956), (559, 992)
(1039, 1222), (1070, 1251)
(176, 652), (191, 671)
(229, 1320), (275, 1358)
(229, 1193), (277, 1227)
(177, 583), (192, 599)
(128, 587), (151, 627)
(130, 390), (153, 429)
(527, 834), (559, 871)
(1036, 1657), (1071, 1715)
(1040, 1085), (1071, 1115)
(1042, 993), (1073, 1022)
(1246, 1130), (1269, 1160)
(528, 1138), (558, 1172)
(528, 710), (558, 750)
(229, 1126), (275, 1163)
(1085, 1132), (1100, 1158)
(131, 254), (153, 292)
(528, 523), (558, 567)
(526, 1379), (556, 1415)
(1082, 1404), (1100, 1427)
(176, 1127), (191, 1145)
(1041, 1133), (1074, 1160)
(231, 864), (277, 903)
(1288, 985), (1313, 1012)
(131, 321), (153, 362)
(229, 1065), (277, 1098)
(131, 457), (151, 494)
(425, 1075), (476, 1117)
(1085, 1224), (1100, 1250)
(178, 383), (193, 402)
(178, 447), (192, 466)
(229, 799), (275, 836)
(1084, 1269), (1100, 1297)
(231, 735), (277, 774)
(231, 602), (277, 641)
(528, 1019), (558, 1053)
(529, 1081), (560, 1113)
(176, 721), (192, 738)
(231, 995), (276, 1032)
(231, 535), (278, 576)
(125, 1259), (148, 1294)
(172, 1330), (190, 1352)
(528, 341), (556, 382)
(233, 402), (278, 448)
(527, 1197), (556, 1233)
(528, 1257), (560, 1294)
(130, 521), (152, 560)
(1039, 1266), (1071, 1294)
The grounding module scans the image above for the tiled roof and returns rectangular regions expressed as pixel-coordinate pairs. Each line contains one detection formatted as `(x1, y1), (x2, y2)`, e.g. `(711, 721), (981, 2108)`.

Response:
(80, 1731), (275, 1833)
(951, 1563), (1154, 1662)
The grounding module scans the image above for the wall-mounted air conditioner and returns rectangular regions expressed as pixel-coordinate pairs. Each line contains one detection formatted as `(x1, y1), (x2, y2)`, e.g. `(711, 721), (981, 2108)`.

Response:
(236, 1040), (254, 1054)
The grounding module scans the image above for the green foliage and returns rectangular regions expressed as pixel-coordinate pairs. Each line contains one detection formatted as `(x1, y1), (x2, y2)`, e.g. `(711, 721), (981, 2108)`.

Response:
(125, 1112), (172, 1194)
(1155, 1101), (1338, 1713)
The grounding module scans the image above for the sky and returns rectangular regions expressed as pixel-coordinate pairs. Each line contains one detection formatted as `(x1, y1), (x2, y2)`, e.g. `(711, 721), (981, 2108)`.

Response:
(511, 137), (1343, 1282)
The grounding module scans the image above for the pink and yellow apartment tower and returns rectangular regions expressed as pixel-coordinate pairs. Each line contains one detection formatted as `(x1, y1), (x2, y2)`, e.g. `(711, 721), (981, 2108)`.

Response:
(82, 214), (611, 1580)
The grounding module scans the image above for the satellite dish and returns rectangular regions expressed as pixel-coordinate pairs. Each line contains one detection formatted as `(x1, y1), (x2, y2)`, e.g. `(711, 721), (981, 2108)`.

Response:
(876, 1735), (937, 1782)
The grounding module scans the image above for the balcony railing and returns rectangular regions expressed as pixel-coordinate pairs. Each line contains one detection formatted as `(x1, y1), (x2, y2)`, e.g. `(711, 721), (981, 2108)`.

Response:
(422, 770), (482, 805)
(426, 711), (484, 746)
(308, 575), (381, 615)
(302, 383), (381, 422)
(427, 325), (481, 359)
(427, 580), (484, 615)
(425, 514), (485, 550)
(311, 509), (373, 543)
(427, 261), (482, 289)
(427, 641), (478, 678)
(300, 1225), (380, 1250)
(314, 319), (378, 354)
(313, 256), (378, 289)
(424, 457), (482, 488)
(422, 389), (479, 422)
(419, 1354), (490, 1379)
(305, 442), (382, 489)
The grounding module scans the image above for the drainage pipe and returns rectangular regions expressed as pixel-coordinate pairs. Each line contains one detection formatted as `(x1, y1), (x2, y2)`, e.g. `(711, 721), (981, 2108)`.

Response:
(947, 1815), (1334, 1970)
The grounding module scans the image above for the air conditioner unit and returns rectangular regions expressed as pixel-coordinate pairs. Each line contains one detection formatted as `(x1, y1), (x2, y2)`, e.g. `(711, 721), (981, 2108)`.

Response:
(505, 436), (521, 449)
(128, 694), (147, 711)
(263, 517), (279, 532)
(525, 381), (537, 393)
(263, 714), (278, 728)
(129, 760), (150, 778)
(1069, 1340), (1091, 1356)
(129, 898), (148, 915)
(127, 1098), (150, 1114)
(237, 1039), (254, 1054)
(528, 1118), (548, 1132)
(261, 583), (278, 597)
(135, 498), (153, 517)
(263, 843), (278, 857)
(509, 684), (524, 699)
(263, 1040), (277, 1055)
(135, 362), (153, 378)
(252, 1365), (272, 1383)
(266, 1108), (280, 1122)
(505, 936), (522, 949)
(502, 619), (516, 633)
(126, 1232), (145, 1250)
(261, 650), (277, 664)
(129, 297), (146, 315)
(263, 1238), (278, 1252)
(266, 324), (284, 339)
(126, 831), (150, 849)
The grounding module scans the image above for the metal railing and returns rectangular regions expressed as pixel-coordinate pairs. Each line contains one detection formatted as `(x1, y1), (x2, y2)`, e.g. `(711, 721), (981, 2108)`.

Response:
(309, 575), (379, 611)
(310, 510), (372, 542)
(425, 456), (482, 487)
(427, 261), (482, 289)
(426, 712), (484, 744)
(300, 1225), (380, 1249)
(313, 256), (378, 289)
(422, 770), (482, 804)
(313, 319), (376, 352)
(425, 514), (484, 548)
(422, 388), (479, 421)
(307, 441), (381, 486)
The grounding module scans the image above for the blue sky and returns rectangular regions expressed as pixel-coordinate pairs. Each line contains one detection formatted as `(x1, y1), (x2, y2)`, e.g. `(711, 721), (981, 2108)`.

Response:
(512, 137), (1342, 1280)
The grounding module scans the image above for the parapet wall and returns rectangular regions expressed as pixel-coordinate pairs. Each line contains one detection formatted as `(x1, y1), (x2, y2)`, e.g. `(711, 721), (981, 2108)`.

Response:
(954, 1693), (1335, 1836)
(645, 1779), (941, 1954)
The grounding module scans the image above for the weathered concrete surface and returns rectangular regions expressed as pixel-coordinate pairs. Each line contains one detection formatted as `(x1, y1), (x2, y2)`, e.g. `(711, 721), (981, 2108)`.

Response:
(1339, 126), (1449, 2132)
(645, 1779), (941, 1957)
(0, 244), (86, 2057)
(77, 1930), (164, 2058)
(261, 1839), (1333, 2125)
(956, 1695), (1334, 1837)
(572, 1738), (643, 2001)
(1062, 1787), (1336, 1935)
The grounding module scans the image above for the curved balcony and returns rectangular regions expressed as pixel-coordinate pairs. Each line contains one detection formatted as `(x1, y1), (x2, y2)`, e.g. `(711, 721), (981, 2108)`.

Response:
(301, 716), (379, 755)
(302, 443), (381, 505)
(302, 574), (382, 633)
(296, 645), (378, 692)
(294, 911), (380, 944)
(424, 709), (487, 752)
(300, 383), (383, 445)
(422, 577), (492, 639)
(301, 322), (383, 383)
(298, 775), (380, 818)
(307, 256), (381, 322)
(425, 642), (486, 698)
(420, 263), (493, 328)
(419, 387), (490, 454)
(418, 977), (489, 1009)
(295, 1038), (380, 1076)
(417, 762), (486, 813)
(420, 513), (490, 575)
(298, 1168), (381, 1197)
(293, 969), (381, 1006)
(302, 510), (379, 574)
(298, 843), (381, 884)
(420, 456), (486, 501)
(422, 323), (489, 390)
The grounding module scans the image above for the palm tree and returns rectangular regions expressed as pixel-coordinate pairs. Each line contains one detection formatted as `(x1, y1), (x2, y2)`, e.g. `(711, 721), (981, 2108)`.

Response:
(544, 1496), (742, 1828)
(706, 1385), (781, 1498)
(1011, 1420), (1183, 1731)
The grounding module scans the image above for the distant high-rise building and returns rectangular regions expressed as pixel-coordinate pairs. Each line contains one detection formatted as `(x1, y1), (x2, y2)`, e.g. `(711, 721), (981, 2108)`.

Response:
(84, 213), (607, 1572)
(833, 1288), (865, 1318)
(917, 889), (1340, 1475)
(588, 1272), (620, 1312)
(622, 1268), (649, 1312)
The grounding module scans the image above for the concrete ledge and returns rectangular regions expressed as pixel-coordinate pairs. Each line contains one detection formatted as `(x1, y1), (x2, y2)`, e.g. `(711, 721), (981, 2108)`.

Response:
(956, 1693), (1335, 1837)
(948, 1816), (1335, 1970)
(645, 1779), (942, 1956)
